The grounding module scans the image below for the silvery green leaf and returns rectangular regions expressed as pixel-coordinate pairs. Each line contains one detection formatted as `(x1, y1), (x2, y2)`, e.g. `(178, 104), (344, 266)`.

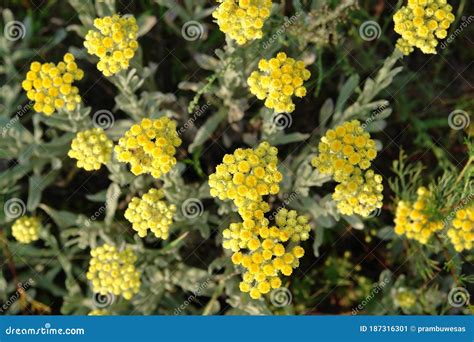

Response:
(189, 109), (227, 153)
(343, 215), (364, 229)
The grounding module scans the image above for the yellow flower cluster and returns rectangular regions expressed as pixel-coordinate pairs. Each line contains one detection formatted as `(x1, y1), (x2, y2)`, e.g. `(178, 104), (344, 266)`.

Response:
(68, 128), (113, 171)
(87, 244), (141, 300)
(394, 187), (443, 244)
(312, 120), (378, 183)
(447, 206), (473, 252)
(84, 15), (139, 76)
(88, 309), (109, 316)
(333, 169), (384, 217)
(248, 52), (311, 113)
(115, 117), (182, 179)
(12, 216), (41, 244)
(312, 120), (383, 217)
(395, 289), (417, 309)
(125, 188), (176, 239)
(394, 0), (455, 55)
(212, 0), (272, 45)
(209, 141), (281, 225)
(22, 53), (83, 115)
(224, 209), (309, 299)
(210, 143), (311, 299)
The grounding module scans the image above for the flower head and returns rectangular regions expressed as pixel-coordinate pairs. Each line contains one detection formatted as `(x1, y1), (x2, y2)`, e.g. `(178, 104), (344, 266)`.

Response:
(394, 0), (455, 55)
(212, 0), (272, 45)
(394, 187), (443, 244)
(125, 188), (176, 239)
(68, 128), (113, 171)
(333, 169), (383, 217)
(312, 120), (377, 183)
(88, 309), (110, 316)
(248, 52), (311, 113)
(224, 214), (308, 299)
(84, 15), (139, 76)
(209, 141), (282, 225)
(115, 117), (182, 178)
(447, 206), (473, 252)
(86, 244), (141, 300)
(12, 216), (41, 244)
(22, 53), (83, 115)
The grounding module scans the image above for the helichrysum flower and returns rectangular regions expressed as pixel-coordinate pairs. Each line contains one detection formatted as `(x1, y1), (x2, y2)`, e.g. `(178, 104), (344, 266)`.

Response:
(212, 0), (272, 45)
(394, 187), (443, 244)
(125, 188), (176, 239)
(224, 210), (308, 299)
(395, 288), (417, 309)
(333, 169), (384, 217)
(274, 208), (311, 242)
(208, 141), (282, 225)
(68, 128), (113, 171)
(447, 206), (473, 252)
(22, 53), (84, 115)
(312, 120), (383, 217)
(312, 120), (378, 183)
(86, 244), (141, 300)
(393, 0), (455, 55)
(84, 15), (139, 76)
(115, 117), (182, 178)
(88, 309), (109, 316)
(12, 216), (41, 244)
(248, 52), (311, 113)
